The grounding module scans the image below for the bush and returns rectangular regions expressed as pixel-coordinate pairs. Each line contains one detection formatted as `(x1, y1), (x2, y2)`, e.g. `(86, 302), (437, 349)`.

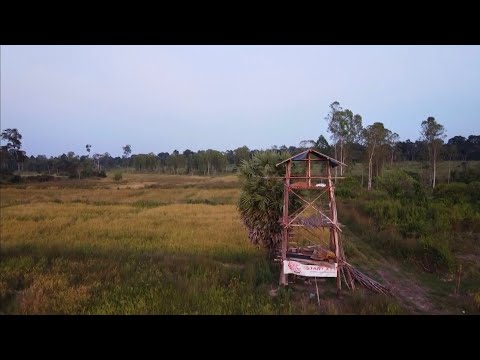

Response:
(113, 172), (123, 181)
(419, 236), (456, 272)
(433, 183), (469, 204)
(89, 170), (107, 178)
(336, 176), (362, 199)
(375, 169), (418, 200)
(451, 166), (480, 184)
(25, 175), (55, 183)
(10, 175), (22, 183)
(433, 181), (480, 211)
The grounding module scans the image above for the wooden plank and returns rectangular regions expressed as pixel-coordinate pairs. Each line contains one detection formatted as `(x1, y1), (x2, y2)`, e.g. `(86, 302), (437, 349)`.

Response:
(327, 164), (342, 295)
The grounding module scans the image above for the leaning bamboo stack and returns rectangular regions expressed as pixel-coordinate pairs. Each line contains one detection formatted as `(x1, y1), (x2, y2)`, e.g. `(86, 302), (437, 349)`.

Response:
(346, 265), (390, 295)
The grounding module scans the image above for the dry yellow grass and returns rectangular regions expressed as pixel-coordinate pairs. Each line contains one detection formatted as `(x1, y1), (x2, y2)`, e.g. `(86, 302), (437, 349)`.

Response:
(2, 202), (250, 254)
(1, 174), (300, 314)
(0, 173), (404, 314)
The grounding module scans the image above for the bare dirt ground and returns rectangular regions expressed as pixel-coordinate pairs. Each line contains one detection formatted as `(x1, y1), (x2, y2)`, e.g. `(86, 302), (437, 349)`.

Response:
(376, 266), (439, 314)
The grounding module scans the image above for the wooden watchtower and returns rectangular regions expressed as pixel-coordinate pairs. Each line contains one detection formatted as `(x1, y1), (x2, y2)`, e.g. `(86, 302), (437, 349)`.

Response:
(275, 148), (355, 294)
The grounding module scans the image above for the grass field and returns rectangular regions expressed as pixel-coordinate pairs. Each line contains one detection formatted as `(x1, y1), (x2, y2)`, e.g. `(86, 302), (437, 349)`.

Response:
(1, 174), (289, 314)
(0, 171), (445, 314)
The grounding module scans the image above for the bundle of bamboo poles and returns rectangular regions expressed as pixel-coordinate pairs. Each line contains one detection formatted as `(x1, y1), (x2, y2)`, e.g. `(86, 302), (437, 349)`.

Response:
(345, 265), (390, 295)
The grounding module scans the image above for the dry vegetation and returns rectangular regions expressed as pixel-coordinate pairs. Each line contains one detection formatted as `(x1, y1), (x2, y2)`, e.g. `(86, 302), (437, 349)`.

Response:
(0, 172), (434, 314)
(1, 174), (286, 314)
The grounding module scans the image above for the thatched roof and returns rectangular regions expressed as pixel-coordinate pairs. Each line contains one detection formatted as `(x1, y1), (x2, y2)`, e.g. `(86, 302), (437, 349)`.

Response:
(276, 148), (346, 168)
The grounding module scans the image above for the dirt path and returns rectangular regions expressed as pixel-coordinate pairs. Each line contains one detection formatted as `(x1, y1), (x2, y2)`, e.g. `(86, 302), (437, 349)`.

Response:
(342, 227), (450, 314)
(376, 266), (435, 314)
(370, 255), (454, 314)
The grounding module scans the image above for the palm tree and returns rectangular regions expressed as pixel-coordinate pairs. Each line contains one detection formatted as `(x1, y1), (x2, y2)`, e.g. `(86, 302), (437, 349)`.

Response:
(238, 151), (300, 255)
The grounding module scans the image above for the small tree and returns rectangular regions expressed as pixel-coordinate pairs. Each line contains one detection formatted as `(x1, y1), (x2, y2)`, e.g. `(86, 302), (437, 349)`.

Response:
(92, 153), (102, 172)
(1, 128), (24, 171)
(421, 117), (446, 188)
(362, 122), (388, 190)
(386, 131), (400, 165)
(445, 143), (458, 184)
(315, 135), (331, 155)
(122, 144), (132, 170)
(325, 101), (363, 176)
(233, 146), (250, 167)
(1, 128), (22, 151)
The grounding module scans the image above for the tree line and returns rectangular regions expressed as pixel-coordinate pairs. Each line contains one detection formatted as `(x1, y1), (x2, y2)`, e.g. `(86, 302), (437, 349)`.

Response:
(2, 101), (479, 187)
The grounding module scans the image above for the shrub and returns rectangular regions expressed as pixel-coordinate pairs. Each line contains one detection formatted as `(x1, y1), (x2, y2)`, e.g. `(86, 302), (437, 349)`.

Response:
(10, 175), (22, 183)
(375, 169), (417, 200)
(336, 176), (362, 199)
(24, 175), (55, 183)
(451, 166), (480, 184)
(419, 236), (456, 272)
(433, 183), (469, 204)
(113, 172), (123, 181)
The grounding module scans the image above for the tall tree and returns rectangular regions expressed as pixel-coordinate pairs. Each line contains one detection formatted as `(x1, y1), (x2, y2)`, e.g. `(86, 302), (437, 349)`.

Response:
(122, 144), (131, 158)
(386, 131), (400, 165)
(1, 128), (22, 151)
(234, 146), (250, 167)
(325, 101), (343, 177)
(362, 122), (388, 190)
(92, 153), (103, 172)
(183, 149), (194, 174)
(1, 128), (24, 171)
(420, 117), (446, 188)
(168, 150), (183, 174)
(325, 102), (363, 175)
(122, 144), (132, 170)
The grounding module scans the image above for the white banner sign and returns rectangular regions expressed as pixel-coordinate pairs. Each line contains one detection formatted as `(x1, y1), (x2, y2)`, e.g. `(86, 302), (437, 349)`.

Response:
(283, 260), (337, 277)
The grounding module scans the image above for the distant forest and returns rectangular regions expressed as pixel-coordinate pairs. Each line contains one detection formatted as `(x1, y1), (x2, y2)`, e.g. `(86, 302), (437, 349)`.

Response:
(2, 135), (479, 174)
(1, 101), (479, 185)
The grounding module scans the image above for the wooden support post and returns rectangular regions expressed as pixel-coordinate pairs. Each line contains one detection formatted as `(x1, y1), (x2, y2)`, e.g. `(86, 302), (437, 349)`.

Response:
(327, 164), (341, 295)
(307, 151), (311, 188)
(339, 236), (355, 290)
(280, 161), (291, 286)
(329, 227), (335, 252)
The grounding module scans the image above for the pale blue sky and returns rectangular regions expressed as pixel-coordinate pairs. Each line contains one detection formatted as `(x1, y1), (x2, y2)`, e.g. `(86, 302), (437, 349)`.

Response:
(1, 45), (479, 157)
